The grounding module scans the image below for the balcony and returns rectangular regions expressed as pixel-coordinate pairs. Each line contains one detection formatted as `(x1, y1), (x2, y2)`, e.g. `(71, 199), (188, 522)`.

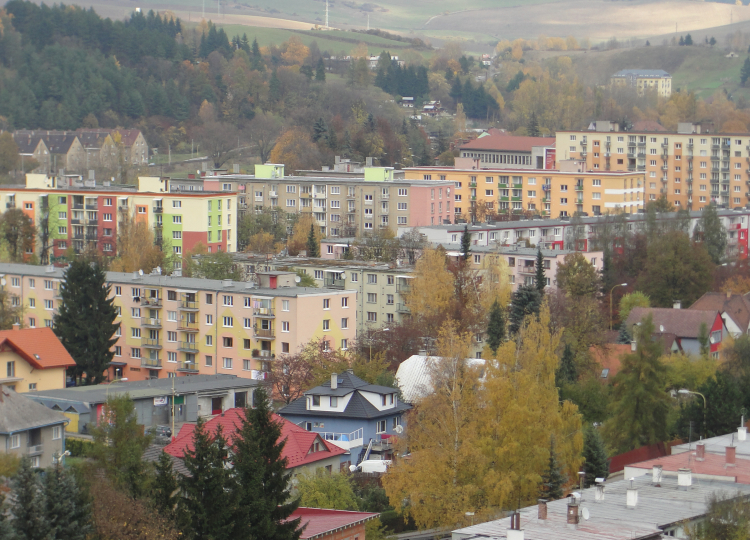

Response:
(177, 361), (199, 372)
(252, 350), (274, 359)
(177, 341), (198, 352)
(512, 183), (523, 189)
(711, 155), (720, 161)
(254, 328), (275, 339)
(469, 182), (477, 188)
(141, 357), (162, 368)
(575, 185), (584, 191)
(268, 191), (278, 197)
(324, 277), (345, 289)
(118, 205), (129, 211)
(253, 307), (275, 318)
(177, 320), (199, 332)
(72, 202), (83, 209)
(397, 303), (411, 314)
(511, 197), (522, 202)
(141, 317), (162, 328)
(661, 142), (669, 149)
(27, 444), (44, 456)
(142, 338), (162, 349)
(179, 300), (199, 311)
(662, 165), (669, 171)
(85, 203), (97, 210)
(5, 202), (15, 209)
(396, 282), (411, 293)
(141, 297), (162, 308)
(153, 206), (163, 214)
(542, 184), (551, 191)
(518, 266), (536, 275)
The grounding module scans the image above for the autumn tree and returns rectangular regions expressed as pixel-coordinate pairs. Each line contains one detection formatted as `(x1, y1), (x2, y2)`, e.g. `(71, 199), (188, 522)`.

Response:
(693, 203), (727, 265)
(248, 112), (283, 164)
(194, 120), (243, 169)
(281, 36), (309, 65)
(269, 129), (322, 174)
(603, 315), (670, 453)
(246, 231), (278, 255)
(618, 292), (650, 323)
(2, 208), (35, 262)
(288, 214), (321, 256)
(555, 252), (599, 298)
(269, 350), (315, 405)
(295, 469), (358, 510)
(405, 247), (455, 337)
(688, 492), (750, 540)
(110, 212), (172, 274)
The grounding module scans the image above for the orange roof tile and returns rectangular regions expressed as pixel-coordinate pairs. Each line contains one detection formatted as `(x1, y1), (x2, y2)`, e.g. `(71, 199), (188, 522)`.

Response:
(629, 451), (750, 484)
(0, 327), (76, 369)
(460, 133), (555, 153)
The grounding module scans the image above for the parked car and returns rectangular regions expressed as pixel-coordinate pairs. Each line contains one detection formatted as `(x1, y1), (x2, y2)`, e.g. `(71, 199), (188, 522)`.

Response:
(147, 425), (172, 438)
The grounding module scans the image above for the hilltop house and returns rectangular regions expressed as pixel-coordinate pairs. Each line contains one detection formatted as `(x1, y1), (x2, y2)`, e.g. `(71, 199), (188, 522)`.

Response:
(278, 371), (411, 468)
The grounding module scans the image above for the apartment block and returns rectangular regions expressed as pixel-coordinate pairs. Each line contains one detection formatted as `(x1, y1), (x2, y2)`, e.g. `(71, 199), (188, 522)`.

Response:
(171, 164), (455, 235)
(610, 69), (672, 98)
(556, 123), (750, 210)
(404, 166), (645, 220)
(0, 264), (356, 382)
(0, 174), (237, 261)
(234, 255), (414, 336)
(458, 130), (556, 169)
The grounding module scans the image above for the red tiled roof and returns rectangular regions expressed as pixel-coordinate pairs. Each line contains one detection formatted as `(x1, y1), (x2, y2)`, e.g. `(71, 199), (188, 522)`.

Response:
(690, 292), (750, 334)
(460, 133), (555, 153)
(288, 508), (379, 539)
(0, 327), (76, 369)
(629, 451), (750, 484)
(163, 408), (346, 468)
(590, 344), (631, 380)
(631, 120), (667, 132)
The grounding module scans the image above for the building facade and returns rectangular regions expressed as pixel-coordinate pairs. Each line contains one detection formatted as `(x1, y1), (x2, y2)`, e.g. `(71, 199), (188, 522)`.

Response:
(0, 327), (76, 393)
(611, 69), (672, 97)
(458, 131), (556, 169)
(0, 263), (356, 382)
(0, 174), (237, 260)
(404, 165), (645, 220)
(555, 123), (750, 210)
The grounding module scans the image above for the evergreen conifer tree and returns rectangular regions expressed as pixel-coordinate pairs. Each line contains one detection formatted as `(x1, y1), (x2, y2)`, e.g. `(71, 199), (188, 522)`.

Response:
(582, 427), (609, 488)
(486, 300), (506, 354)
(11, 457), (49, 540)
(232, 387), (301, 540)
(528, 112), (540, 137)
(251, 38), (265, 71)
(741, 57), (750, 86)
(461, 225), (471, 258)
(535, 246), (546, 294)
(43, 462), (92, 540)
(306, 224), (320, 257)
(539, 437), (565, 501)
(508, 284), (542, 335)
(315, 58), (326, 81)
(178, 419), (238, 539)
(616, 323), (632, 344)
(269, 70), (281, 101)
(151, 451), (179, 517)
(53, 259), (119, 385)
(0, 491), (16, 540)
(555, 343), (577, 386)
(312, 118), (328, 142)
(693, 202), (727, 264)
(240, 33), (251, 54)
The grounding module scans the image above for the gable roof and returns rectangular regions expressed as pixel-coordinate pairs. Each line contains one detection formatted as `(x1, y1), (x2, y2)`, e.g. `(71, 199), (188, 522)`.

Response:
(287, 508), (379, 539)
(162, 408), (346, 469)
(459, 133), (555, 153)
(589, 344), (631, 380)
(690, 292), (750, 333)
(0, 327), (76, 369)
(303, 371), (399, 397)
(278, 390), (412, 419)
(631, 120), (667, 132)
(12, 133), (45, 155)
(111, 129), (143, 147)
(625, 307), (721, 339)
(0, 387), (67, 434)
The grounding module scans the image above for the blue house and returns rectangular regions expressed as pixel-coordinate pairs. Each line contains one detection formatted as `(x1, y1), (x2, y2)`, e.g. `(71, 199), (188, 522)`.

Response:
(278, 370), (411, 467)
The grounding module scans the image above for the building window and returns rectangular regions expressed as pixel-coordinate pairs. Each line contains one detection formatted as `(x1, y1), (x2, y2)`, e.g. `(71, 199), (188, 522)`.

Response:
(376, 420), (386, 433)
(223, 337), (233, 347)
(367, 312), (377, 322)
(223, 357), (233, 369)
(341, 318), (348, 329)
(52, 426), (61, 440)
(282, 300), (290, 311)
(223, 317), (233, 327)
(131, 348), (141, 359)
(323, 319), (330, 330)
(323, 298), (330, 309)
(10, 434), (20, 449)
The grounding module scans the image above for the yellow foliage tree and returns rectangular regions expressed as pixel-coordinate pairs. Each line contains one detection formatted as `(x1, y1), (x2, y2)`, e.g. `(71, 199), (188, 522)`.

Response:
(351, 41), (369, 59)
(721, 275), (750, 295)
(281, 36), (310, 65)
(268, 128), (322, 174)
(246, 231), (277, 254)
(662, 353), (717, 393)
(404, 247), (454, 327)
(109, 213), (171, 274)
(288, 213), (322, 256)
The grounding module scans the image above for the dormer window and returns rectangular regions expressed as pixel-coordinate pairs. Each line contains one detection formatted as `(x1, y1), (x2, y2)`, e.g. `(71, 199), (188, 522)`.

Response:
(330, 396), (338, 407)
(312, 395), (320, 406)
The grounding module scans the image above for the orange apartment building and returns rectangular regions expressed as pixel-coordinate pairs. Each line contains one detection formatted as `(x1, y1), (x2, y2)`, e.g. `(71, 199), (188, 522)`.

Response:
(556, 123), (750, 210)
(0, 263), (356, 383)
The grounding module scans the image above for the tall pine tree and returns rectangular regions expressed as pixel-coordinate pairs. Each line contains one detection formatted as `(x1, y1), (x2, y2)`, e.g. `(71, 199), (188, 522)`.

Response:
(232, 387), (301, 540)
(486, 299), (506, 354)
(461, 225), (471, 259)
(10, 457), (49, 540)
(151, 451), (179, 517)
(535, 246), (546, 295)
(178, 419), (238, 540)
(555, 343), (577, 386)
(539, 436), (566, 501)
(508, 284), (541, 335)
(43, 462), (92, 540)
(306, 224), (320, 257)
(582, 427), (609, 488)
(53, 259), (119, 385)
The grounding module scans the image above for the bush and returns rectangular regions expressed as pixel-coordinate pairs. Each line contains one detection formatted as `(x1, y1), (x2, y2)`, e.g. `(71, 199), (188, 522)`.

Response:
(66, 438), (94, 458)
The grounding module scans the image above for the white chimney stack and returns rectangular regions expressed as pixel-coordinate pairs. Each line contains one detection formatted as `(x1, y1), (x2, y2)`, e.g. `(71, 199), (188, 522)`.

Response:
(626, 487), (638, 508)
(678, 468), (692, 489)
(652, 465), (663, 485)
(595, 482), (605, 501)
(331, 373), (338, 390)
(740, 417), (747, 441)
(673, 300), (682, 309)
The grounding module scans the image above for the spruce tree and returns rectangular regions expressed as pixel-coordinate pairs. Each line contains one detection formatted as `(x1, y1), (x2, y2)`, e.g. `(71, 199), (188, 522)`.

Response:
(315, 58), (326, 81)
(527, 112), (540, 137)
(269, 70), (281, 101)
(616, 323), (632, 344)
(306, 224), (320, 257)
(53, 259), (119, 385)
(582, 427), (609, 488)
(555, 343), (577, 386)
(508, 284), (541, 335)
(486, 299), (506, 354)
(693, 202), (727, 264)
(178, 419), (238, 540)
(461, 225), (471, 258)
(10, 457), (49, 540)
(534, 246), (546, 294)
(0, 491), (16, 540)
(232, 387), (301, 540)
(151, 451), (179, 517)
(539, 437), (565, 501)
(43, 462), (92, 540)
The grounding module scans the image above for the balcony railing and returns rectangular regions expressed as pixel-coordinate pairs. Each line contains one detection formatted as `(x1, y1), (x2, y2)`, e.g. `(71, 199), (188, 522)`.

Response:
(141, 297), (162, 307)
(397, 303), (411, 313)
(254, 328), (275, 339)
(177, 341), (198, 352)
(324, 278), (345, 289)
(177, 320), (199, 331)
(178, 361), (199, 372)
(180, 300), (199, 310)
(142, 338), (162, 349)
(253, 308), (275, 317)
(153, 207), (163, 214)
(141, 357), (162, 368)
(141, 317), (161, 328)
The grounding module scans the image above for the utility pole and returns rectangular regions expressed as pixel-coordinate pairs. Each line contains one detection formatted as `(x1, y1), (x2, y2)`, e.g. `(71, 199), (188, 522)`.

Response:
(326, 0), (329, 29)
(202, 0), (205, 19)
(217, 0), (220, 17)
(171, 375), (176, 442)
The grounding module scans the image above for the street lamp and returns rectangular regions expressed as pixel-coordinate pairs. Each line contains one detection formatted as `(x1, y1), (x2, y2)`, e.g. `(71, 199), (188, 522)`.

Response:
(368, 328), (390, 362)
(679, 389), (707, 441)
(609, 283), (628, 331)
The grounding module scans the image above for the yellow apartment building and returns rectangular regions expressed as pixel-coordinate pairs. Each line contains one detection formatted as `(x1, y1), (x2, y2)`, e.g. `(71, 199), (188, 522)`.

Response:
(610, 69), (672, 98)
(404, 166), (645, 220)
(556, 124), (750, 210)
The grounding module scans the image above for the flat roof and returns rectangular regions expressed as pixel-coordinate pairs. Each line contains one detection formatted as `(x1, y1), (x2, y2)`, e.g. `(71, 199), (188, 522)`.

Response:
(404, 167), (642, 176)
(197, 174), (454, 187)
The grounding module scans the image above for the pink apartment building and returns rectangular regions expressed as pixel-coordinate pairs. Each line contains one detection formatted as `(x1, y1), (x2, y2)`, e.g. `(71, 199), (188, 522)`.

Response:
(0, 264), (356, 382)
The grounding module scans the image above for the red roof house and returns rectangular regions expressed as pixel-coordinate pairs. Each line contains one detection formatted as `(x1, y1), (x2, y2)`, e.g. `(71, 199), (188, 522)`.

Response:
(288, 508), (379, 540)
(0, 327), (76, 393)
(163, 408), (347, 475)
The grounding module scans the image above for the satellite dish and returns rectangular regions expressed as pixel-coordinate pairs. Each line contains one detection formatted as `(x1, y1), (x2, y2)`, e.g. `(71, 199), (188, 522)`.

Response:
(295, 276), (301, 283)
(394, 425), (404, 434)
(1, 278), (6, 286)
(349, 464), (358, 473)
(659, 325), (664, 332)
(581, 507), (590, 521)
(139, 269), (144, 276)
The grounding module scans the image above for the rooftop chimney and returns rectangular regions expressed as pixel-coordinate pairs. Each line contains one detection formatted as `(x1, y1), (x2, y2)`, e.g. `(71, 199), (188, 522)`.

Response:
(626, 485), (638, 509)
(673, 300), (682, 309)
(678, 468), (692, 489)
(652, 465), (663, 486)
(595, 482), (606, 501)
(331, 373), (338, 390)
(537, 499), (547, 520)
(740, 426), (747, 441)
(696, 443), (705, 461)
(631, 340), (637, 352)
(567, 496), (580, 526)
(727, 446), (736, 467)
(507, 511), (524, 540)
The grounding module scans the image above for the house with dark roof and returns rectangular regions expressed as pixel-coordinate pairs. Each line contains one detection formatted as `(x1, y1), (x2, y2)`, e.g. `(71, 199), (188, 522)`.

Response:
(0, 387), (68, 468)
(157, 408), (347, 479)
(689, 291), (750, 338)
(0, 326), (76, 393)
(624, 307), (726, 358)
(13, 131), (85, 174)
(278, 371), (411, 467)
(458, 131), (556, 169)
